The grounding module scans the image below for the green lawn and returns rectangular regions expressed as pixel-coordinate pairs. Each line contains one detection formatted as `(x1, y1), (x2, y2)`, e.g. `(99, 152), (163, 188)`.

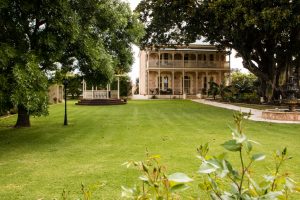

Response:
(0, 100), (299, 199)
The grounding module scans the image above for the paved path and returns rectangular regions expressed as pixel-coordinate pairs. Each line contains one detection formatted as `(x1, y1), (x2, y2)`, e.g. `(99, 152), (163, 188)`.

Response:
(192, 99), (300, 124)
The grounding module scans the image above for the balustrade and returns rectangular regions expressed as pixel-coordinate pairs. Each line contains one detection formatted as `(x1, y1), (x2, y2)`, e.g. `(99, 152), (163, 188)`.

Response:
(148, 59), (227, 69)
(83, 90), (107, 99)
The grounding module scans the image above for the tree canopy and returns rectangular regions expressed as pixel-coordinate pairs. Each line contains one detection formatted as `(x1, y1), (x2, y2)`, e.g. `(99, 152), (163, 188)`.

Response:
(136, 0), (300, 101)
(0, 0), (144, 127)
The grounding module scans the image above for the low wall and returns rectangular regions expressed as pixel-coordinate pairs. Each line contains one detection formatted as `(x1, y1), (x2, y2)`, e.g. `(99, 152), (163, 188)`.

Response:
(262, 110), (300, 121)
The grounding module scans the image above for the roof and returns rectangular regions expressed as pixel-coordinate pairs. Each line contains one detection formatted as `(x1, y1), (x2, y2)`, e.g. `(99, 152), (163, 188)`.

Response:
(143, 44), (227, 53)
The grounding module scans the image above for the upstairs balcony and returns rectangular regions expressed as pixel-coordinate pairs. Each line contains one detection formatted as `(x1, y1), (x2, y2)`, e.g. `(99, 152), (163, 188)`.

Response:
(148, 60), (230, 69)
(147, 52), (230, 70)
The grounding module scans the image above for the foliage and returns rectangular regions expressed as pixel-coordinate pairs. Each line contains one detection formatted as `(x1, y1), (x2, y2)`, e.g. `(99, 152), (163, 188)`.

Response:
(197, 111), (299, 199)
(66, 75), (82, 99)
(122, 154), (193, 199)
(208, 81), (221, 100)
(11, 54), (49, 117)
(0, 0), (143, 126)
(208, 72), (260, 103)
(59, 183), (106, 200)
(136, 0), (300, 101)
(134, 78), (139, 95)
(218, 83), (233, 101)
(230, 72), (260, 103)
(111, 75), (132, 97)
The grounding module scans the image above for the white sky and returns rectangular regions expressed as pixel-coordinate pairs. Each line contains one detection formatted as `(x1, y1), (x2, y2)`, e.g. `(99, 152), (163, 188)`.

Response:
(126, 0), (246, 81)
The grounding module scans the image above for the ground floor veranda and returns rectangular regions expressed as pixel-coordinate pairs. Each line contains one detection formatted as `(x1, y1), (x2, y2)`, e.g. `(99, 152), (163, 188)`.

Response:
(144, 70), (230, 97)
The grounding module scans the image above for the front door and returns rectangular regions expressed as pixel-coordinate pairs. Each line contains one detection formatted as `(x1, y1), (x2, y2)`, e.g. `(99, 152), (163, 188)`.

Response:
(184, 76), (191, 94)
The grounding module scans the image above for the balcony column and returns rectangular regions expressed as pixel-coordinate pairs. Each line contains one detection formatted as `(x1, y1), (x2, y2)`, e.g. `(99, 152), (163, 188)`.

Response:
(219, 72), (222, 84)
(182, 52), (184, 68)
(182, 70), (185, 95)
(147, 52), (150, 69)
(158, 51), (161, 69)
(158, 70), (161, 96)
(147, 70), (150, 95)
(196, 71), (198, 94)
(172, 52), (174, 68)
(206, 72), (209, 95)
(172, 71), (175, 95)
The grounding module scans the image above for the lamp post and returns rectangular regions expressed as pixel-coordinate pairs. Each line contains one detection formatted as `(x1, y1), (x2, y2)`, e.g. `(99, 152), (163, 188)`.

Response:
(63, 78), (68, 126)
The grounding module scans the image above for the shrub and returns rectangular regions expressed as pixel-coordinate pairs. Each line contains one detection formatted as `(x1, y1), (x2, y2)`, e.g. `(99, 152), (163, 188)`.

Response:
(122, 154), (193, 199)
(197, 112), (299, 199)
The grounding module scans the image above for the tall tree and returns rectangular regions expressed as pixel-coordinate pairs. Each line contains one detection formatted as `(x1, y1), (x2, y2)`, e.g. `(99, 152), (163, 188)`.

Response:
(0, 0), (143, 127)
(136, 0), (300, 101)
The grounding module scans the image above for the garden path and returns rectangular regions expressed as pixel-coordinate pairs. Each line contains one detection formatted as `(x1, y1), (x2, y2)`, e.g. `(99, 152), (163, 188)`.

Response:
(192, 99), (300, 124)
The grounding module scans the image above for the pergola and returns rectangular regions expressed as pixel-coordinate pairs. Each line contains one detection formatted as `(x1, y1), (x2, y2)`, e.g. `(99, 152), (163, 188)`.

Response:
(81, 74), (126, 99)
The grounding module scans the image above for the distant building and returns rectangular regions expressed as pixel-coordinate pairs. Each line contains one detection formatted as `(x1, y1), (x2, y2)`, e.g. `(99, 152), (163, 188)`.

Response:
(139, 44), (231, 98)
(48, 84), (63, 104)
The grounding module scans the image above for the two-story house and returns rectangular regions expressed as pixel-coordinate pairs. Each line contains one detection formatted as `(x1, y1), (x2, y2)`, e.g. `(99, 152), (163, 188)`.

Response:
(139, 44), (231, 98)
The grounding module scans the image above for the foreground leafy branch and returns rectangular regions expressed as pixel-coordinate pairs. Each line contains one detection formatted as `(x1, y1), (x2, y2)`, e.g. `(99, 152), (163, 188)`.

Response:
(122, 153), (193, 199)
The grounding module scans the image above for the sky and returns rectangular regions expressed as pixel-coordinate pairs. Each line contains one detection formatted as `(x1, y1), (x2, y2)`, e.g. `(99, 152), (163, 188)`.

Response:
(126, 0), (246, 81)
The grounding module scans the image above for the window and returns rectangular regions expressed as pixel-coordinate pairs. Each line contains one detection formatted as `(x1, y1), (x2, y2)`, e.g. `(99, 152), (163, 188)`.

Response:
(164, 76), (168, 89)
(184, 54), (189, 61)
(210, 54), (214, 61)
(174, 54), (182, 60)
(203, 54), (206, 61)
(198, 54), (202, 61)
(163, 53), (168, 60)
(161, 53), (171, 65)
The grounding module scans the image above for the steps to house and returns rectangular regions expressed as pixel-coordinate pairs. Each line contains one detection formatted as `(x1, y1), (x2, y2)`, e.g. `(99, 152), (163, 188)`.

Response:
(186, 95), (198, 99)
(75, 99), (127, 106)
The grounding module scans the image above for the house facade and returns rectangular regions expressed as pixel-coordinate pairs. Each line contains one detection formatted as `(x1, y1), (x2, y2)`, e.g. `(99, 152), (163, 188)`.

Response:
(139, 45), (231, 98)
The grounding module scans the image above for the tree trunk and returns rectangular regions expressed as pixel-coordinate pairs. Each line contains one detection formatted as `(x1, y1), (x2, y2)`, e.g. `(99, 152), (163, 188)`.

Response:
(15, 105), (30, 128)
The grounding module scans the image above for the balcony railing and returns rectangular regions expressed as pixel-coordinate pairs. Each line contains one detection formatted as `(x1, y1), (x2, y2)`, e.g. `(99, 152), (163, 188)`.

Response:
(148, 60), (229, 69)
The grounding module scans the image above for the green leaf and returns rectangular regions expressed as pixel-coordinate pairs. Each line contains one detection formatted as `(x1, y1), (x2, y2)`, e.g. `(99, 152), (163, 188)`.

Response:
(246, 141), (253, 153)
(285, 177), (296, 191)
(234, 133), (247, 144)
(198, 162), (217, 174)
(260, 191), (283, 199)
(251, 154), (266, 161)
(282, 147), (287, 156)
(224, 160), (233, 172)
(206, 159), (221, 169)
(217, 152), (227, 160)
(168, 172), (193, 183)
(170, 184), (190, 192)
(221, 140), (241, 151)
(139, 175), (149, 182)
